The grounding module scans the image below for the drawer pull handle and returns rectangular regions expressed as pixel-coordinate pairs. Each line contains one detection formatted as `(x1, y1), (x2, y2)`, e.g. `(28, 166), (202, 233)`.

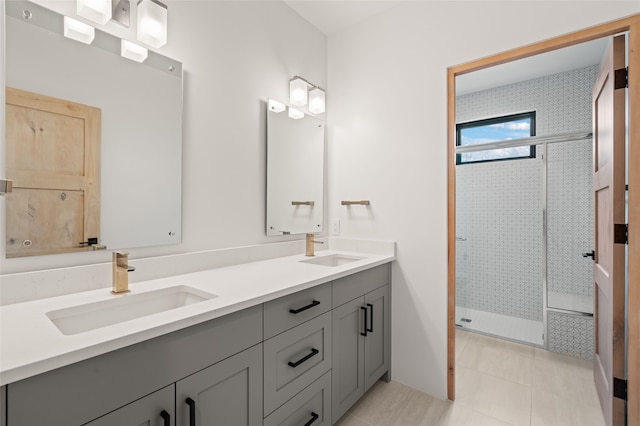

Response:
(361, 306), (368, 336)
(289, 300), (320, 314)
(160, 410), (171, 426)
(367, 303), (374, 332)
(186, 397), (196, 426)
(304, 412), (320, 426)
(288, 348), (320, 368)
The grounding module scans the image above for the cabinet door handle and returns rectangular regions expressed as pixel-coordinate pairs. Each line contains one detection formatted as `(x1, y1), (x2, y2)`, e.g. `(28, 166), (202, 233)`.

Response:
(288, 348), (319, 368)
(185, 397), (196, 426)
(304, 412), (320, 426)
(289, 300), (320, 314)
(361, 306), (368, 336)
(160, 410), (171, 426)
(366, 303), (374, 333)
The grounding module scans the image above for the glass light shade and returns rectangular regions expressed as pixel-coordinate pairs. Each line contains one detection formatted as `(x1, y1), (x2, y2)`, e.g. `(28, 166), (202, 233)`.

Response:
(288, 107), (304, 120)
(137, 0), (168, 48)
(63, 16), (95, 44)
(289, 78), (308, 106)
(121, 39), (148, 62)
(76, 0), (111, 25)
(308, 87), (325, 114)
(268, 99), (286, 113)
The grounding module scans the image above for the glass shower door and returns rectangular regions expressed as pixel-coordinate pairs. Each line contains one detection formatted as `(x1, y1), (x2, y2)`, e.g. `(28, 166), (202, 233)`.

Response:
(455, 158), (545, 346)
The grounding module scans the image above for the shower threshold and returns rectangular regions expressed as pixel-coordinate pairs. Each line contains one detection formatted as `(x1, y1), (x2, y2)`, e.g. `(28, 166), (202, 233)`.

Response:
(455, 307), (544, 346)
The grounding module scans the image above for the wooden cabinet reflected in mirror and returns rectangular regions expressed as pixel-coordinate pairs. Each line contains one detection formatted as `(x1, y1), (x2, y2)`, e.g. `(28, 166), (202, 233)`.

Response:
(5, 87), (101, 257)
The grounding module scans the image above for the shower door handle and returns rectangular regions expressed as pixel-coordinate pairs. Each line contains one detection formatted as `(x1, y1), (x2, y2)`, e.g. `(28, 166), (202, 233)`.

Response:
(582, 250), (595, 259)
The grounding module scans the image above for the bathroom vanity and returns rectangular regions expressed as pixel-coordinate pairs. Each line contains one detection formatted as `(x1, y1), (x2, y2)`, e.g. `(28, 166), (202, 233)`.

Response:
(0, 249), (393, 425)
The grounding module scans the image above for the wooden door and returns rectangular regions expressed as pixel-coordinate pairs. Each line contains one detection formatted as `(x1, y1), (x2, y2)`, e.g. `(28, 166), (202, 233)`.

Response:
(593, 34), (626, 426)
(176, 344), (263, 426)
(5, 87), (100, 257)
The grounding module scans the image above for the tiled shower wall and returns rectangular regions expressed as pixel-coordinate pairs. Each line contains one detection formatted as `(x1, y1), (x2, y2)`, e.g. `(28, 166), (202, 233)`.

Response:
(456, 65), (598, 359)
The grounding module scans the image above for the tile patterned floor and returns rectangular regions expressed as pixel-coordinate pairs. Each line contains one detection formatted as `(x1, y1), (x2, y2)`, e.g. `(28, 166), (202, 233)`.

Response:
(335, 329), (604, 426)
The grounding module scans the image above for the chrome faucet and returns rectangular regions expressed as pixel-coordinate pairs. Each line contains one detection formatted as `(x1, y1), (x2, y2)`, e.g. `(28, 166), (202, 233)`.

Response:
(112, 252), (135, 294)
(305, 233), (324, 257)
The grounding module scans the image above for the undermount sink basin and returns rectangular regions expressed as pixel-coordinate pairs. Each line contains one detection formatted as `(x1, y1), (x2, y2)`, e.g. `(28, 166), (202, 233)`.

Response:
(46, 286), (217, 335)
(300, 254), (364, 267)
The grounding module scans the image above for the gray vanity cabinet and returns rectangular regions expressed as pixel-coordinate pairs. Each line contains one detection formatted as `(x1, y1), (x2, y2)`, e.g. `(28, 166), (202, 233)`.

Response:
(3, 263), (392, 426)
(5, 305), (263, 426)
(176, 344), (263, 426)
(84, 385), (175, 426)
(331, 264), (390, 424)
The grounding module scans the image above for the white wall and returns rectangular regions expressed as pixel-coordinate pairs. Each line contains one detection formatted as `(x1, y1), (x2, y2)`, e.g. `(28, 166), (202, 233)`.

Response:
(327, 1), (640, 399)
(0, 1), (327, 274)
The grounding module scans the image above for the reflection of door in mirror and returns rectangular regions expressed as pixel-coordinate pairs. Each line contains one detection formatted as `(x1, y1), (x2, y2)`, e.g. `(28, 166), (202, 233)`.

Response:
(5, 87), (101, 258)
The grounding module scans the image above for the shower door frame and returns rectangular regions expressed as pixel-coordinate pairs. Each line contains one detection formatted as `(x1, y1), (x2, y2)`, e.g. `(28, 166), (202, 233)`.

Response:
(446, 14), (640, 425)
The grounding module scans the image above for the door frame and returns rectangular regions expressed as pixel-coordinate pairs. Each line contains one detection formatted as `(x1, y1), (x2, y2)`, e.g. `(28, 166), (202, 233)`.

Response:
(447, 13), (640, 425)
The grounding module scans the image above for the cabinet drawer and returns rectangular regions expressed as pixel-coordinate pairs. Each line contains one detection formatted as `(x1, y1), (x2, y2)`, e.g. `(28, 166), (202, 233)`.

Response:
(264, 282), (331, 339)
(264, 311), (332, 416)
(333, 264), (390, 308)
(264, 371), (331, 426)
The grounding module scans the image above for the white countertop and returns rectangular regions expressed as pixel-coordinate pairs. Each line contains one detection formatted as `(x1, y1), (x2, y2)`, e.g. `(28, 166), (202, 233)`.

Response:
(0, 249), (394, 386)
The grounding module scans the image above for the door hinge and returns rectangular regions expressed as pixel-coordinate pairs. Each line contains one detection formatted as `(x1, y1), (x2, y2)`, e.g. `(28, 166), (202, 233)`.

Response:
(614, 377), (627, 400)
(614, 224), (628, 245)
(615, 67), (628, 90)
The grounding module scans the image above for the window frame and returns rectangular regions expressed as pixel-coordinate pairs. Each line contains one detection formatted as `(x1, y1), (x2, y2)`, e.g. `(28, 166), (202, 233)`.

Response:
(456, 111), (537, 165)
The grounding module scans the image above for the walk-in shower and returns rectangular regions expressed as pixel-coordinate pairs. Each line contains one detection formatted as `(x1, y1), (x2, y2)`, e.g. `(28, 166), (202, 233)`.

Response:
(455, 65), (598, 358)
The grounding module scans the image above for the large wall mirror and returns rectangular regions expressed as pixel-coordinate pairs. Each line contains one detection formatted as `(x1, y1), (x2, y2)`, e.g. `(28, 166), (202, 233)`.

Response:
(4, 0), (183, 258)
(266, 99), (324, 236)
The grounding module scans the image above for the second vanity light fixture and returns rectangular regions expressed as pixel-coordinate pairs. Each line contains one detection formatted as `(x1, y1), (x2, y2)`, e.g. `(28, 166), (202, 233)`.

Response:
(289, 76), (326, 114)
(66, 0), (167, 62)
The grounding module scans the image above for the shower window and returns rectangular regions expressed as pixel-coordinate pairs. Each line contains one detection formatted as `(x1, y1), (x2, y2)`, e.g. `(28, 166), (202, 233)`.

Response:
(456, 111), (536, 164)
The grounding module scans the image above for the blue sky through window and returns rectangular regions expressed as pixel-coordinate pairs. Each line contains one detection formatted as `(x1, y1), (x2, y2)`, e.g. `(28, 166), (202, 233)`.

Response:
(458, 116), (534, 163)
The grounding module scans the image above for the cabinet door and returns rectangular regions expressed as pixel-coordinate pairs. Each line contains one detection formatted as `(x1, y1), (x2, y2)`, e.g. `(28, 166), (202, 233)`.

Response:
(332, 297), (365, 423)
(85, 385), (175, 426)
(364, 285), (390, 392)
(176, 344), (262, 426)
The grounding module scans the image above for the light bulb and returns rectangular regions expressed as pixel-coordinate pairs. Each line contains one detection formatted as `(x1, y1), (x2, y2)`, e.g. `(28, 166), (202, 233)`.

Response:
(289, 78), (308, 106)
(308, 87), (325, 114)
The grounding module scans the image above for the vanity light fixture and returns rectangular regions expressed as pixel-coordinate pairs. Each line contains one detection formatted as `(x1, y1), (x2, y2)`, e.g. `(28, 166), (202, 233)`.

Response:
(77, 0), (112, 25)
(308, 87), (326, 114)
(121, 39), (148, 62)
(137, 0), (168, 48)
(288, 107), (304, 120)
(63, 16), (96, 44)
(289, 76), (326, 113)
